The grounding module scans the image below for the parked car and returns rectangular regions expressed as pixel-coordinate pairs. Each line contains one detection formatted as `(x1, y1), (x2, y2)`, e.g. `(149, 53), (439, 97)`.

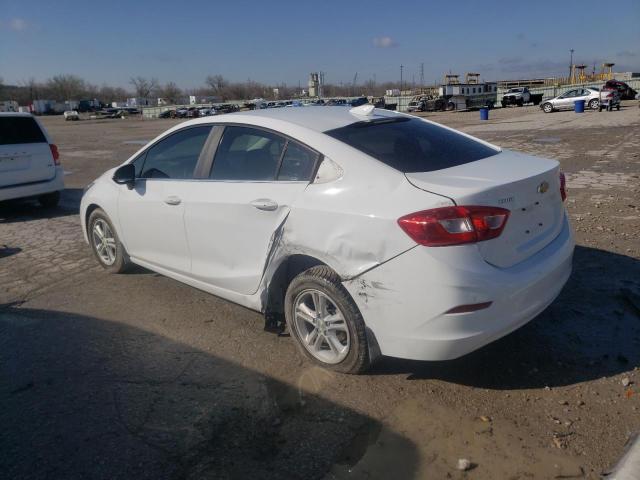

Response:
(0, 113), (64, 207)
(63, 110), (80, 121)
(80, 106), (574, 374)
(540, 87), (602, 113)
(349, 97), (368, 107)
(604, 80), (637, 100)
(406, 99), (425, 112)
(158, 109), (176, 119)
(501, 87), (543, 107)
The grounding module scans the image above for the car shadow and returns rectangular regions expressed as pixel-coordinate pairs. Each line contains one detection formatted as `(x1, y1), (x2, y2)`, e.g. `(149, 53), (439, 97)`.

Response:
(370, 245), (640, 390)
(0, 246), (22, 259)
(0, 305), (419, 480)
(0, 188), (84, 224)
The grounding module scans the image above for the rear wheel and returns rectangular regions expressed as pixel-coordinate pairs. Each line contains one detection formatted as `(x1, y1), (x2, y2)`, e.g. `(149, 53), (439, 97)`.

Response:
(285, 266), (370, 374)
(588, 99), (599, 110)
(38, 191), (60, 208)
(542, 103), (553, 113)
(88, 208), (131, 273)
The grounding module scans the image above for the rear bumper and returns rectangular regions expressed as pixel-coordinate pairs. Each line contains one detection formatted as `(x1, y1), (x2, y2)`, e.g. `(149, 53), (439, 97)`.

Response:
(343, 212), (574, 361)
(0, 167), (64, 202)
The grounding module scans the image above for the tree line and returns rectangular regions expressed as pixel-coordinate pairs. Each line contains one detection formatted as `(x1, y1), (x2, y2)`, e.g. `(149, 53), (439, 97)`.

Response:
(0, 74), (406, 106)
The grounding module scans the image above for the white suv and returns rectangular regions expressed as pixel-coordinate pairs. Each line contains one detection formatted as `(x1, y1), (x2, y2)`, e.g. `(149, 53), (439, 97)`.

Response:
(0, 113), (64, 207)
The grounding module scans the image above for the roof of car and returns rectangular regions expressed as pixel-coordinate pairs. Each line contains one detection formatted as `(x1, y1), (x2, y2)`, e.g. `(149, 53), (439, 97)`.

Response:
(0, 112), (33, 117)
(189, 106), (404, 133)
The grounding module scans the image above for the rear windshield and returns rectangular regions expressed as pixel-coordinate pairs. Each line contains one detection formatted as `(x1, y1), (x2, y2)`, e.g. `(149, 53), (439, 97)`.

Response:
(0, 117), (47, 145)
(326, 117), (498, 173)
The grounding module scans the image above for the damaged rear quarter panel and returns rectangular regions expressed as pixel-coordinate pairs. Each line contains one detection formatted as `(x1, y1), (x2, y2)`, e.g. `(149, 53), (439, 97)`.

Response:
(263, 156), (453, 286)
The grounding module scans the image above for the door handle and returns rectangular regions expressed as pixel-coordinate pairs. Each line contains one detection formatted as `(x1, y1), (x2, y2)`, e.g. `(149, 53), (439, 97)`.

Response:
(250, 199), (278, 211)
(164, 195), (182, 206)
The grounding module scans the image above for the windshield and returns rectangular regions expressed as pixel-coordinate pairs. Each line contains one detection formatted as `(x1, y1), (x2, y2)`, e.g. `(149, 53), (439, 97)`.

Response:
(326, 117), (499, 173)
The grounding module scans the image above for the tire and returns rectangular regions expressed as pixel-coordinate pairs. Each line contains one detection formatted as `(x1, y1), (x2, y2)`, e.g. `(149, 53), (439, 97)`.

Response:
(87, 208), (131, 273)
(588, 99), (599, 110)
(616, 105), (620, 111)
(517, 98), (524, 107)
(542, 103), (553, 113)
(38, 191), (60, 208)
(285, 266), (370, 374)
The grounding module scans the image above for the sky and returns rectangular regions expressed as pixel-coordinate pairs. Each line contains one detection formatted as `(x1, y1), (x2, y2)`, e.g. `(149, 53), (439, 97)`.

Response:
(1, 0), (639, 89)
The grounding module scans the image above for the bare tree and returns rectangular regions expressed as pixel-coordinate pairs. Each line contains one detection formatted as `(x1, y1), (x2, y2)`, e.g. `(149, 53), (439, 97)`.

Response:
(205, 75), (228, 94)
(99, 85), (129, 104)
(158, 82), (182, 104)
(129, 76), (158, 98)
(46, 74), (86, 101)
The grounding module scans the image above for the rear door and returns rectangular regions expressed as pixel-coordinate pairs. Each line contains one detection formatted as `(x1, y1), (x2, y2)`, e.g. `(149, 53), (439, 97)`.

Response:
(0, 115), (55, 188)
(184, 125), (318, 295)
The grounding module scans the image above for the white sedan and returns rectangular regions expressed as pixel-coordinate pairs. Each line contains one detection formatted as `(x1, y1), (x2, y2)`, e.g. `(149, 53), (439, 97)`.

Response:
(80, 105), (574, 373)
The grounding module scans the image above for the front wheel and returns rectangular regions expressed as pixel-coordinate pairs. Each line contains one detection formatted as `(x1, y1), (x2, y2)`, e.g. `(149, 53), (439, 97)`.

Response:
(588, 99), (599, 110)
(542, 103), (553, 113)
(285, 266), (370, 374)
(88, 208), (131, 273)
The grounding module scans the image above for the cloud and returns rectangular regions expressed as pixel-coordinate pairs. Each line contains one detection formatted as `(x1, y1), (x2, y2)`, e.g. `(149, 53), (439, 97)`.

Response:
(372, 36), (397, 48)
(8, 18), (28, 31)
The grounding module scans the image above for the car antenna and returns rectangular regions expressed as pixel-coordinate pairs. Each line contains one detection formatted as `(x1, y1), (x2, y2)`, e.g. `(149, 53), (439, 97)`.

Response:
(349, 104), (375, 117)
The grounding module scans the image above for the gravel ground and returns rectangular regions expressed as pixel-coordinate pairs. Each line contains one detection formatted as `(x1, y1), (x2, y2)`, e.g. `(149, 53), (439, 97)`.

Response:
(1, 103), (639, 479)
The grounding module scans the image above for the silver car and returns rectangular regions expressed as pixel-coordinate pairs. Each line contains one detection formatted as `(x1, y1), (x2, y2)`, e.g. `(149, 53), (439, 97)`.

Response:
(540, 87), (601, 113)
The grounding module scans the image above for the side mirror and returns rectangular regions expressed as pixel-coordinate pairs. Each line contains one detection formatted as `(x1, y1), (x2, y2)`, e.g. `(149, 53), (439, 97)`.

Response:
(113, 164), (136, 187)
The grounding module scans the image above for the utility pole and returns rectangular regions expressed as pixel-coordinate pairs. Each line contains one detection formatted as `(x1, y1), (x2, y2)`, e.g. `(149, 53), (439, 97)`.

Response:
(569, 49), (574, 79)
(400, 64), (403, 94)
(420, 63), (424, 88)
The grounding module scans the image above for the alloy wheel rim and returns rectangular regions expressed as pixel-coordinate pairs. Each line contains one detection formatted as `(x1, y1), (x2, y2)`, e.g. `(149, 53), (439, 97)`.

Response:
(293, 289), (350, 364)
(92, 219), (117, 266)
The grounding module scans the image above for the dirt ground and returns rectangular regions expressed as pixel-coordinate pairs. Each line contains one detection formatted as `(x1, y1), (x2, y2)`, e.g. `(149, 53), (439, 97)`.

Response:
(1, 103), (639, 479)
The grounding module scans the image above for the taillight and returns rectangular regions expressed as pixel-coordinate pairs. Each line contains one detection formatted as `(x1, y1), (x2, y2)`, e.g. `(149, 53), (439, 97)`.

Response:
(397, 206), (510, 247)
(49, 144), (60, 166)
(559, 171), (567, 201)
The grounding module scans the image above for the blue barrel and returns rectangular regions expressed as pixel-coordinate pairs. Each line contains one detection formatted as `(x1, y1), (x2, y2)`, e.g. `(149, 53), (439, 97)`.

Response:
(480, 108), (489, 120)
(574, 99), (585, 113)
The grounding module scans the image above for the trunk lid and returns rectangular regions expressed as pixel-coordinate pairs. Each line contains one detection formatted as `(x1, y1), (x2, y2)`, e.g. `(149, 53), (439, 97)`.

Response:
(405, 150), (564, 268)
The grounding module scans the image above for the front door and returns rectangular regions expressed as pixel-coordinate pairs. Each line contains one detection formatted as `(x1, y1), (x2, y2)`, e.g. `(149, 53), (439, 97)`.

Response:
(117, 125), (212, 274)
(185, 126), (319, 295)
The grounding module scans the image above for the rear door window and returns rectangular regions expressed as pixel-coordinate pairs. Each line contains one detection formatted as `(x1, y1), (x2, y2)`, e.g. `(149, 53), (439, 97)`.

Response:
(0, 117), (47, 145)
(209, 126), (285, 181)
(325, 117), (498, 173)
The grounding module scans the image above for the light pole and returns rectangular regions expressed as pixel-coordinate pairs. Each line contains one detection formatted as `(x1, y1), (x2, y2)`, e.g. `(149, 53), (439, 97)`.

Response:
(569, 49), (574, 80)
(400, 64), (403, 94)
